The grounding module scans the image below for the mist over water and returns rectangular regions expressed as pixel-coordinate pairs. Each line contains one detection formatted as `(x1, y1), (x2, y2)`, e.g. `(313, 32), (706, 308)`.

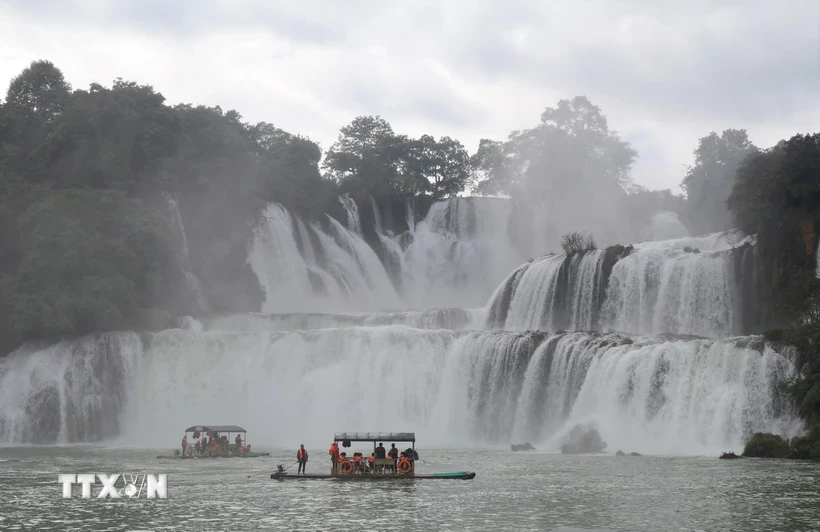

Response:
(0, 196), (800, 457)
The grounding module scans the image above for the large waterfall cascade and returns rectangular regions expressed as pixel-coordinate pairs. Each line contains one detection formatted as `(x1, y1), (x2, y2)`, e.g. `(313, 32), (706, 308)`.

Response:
(0, 196), (802, 455)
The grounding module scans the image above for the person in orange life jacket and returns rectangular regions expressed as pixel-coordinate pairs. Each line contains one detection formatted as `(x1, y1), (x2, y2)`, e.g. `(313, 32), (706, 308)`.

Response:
(297, 444), (309, 474)
(368, 453), (376, 472)
(329, 442), (339, 468)
(388, 443), (399, 471)
(375, 442), (386, 459)
(181, 435), (188, 456)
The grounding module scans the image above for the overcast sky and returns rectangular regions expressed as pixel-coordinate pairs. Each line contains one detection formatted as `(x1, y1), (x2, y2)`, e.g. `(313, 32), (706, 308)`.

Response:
(0, 0), (817, 191)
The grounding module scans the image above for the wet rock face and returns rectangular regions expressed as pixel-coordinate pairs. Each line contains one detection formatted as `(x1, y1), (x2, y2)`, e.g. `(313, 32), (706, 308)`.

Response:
(561, 424), (607, 454)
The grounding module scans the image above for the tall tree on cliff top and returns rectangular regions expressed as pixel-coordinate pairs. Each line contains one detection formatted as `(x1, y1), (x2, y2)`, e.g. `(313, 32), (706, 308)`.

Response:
(2, 60), (72, 176)
(472, 96), (636, 198)
(324, 116), (470, 199)
(470, 96), (636, 247)
(681, 129), (756, 235)
(324, 116), (414, 197)
(406, 134), (471, 198)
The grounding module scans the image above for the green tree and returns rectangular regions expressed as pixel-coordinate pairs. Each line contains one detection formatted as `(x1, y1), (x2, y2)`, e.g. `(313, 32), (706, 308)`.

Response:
(407, 134), (470, 198)
(472, 96), (636, 198)
(324, 115), (417, 198)
(727, 133), (820, 423)
(4, 60), (71, 126)
(1, 189), (172, 339)
(681, 129), (756, 234)
(30, 79), (180, 190)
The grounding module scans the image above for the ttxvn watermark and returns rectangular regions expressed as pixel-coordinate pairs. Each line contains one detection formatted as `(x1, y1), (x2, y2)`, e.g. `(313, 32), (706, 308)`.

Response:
(58, 474), (168, 499)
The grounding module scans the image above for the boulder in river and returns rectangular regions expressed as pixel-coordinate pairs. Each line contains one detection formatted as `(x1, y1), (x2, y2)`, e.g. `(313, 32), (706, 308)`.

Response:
(511, 442), (536, 452)
(615, 450), (625, 456)
(719, 452), (741, 459)
(561, 425), (607, 454)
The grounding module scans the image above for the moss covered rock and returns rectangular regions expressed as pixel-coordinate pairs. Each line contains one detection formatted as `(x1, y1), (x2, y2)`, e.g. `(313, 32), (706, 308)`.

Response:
(742, 432), (790, 458)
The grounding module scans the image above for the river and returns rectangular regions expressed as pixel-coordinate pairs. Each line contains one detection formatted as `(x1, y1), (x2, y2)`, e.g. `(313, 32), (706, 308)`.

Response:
(1, 446), (818, 531)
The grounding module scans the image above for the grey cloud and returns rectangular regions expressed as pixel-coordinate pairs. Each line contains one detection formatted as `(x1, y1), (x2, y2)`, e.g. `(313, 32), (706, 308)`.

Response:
(446, 1), (820, 128)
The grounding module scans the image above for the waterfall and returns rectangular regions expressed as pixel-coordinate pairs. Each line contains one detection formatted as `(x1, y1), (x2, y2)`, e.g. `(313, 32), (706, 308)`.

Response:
(0, 334), (141, 444)
(601, 241), (741, 338)
(339, 193), (362, 235)
(200, 308), (486, 332)
(248, 203), (316, 312)
(164, 194), (208, 312)
(248, 203), (399, 312)
(398, 198), (525, 308)
(487, 232), (750, 338)
(487, 251), (605, 332)
(0, 327), (800, 454)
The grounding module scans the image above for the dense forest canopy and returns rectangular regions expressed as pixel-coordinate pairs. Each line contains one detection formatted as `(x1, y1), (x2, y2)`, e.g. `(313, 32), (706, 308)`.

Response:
(1, 60), (818, 377)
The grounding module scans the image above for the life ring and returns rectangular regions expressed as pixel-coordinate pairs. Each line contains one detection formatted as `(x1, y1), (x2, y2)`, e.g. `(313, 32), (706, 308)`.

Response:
(185, 445), (194, 456)
(339, 460), (354, 475)
(398, 459), (412, 474)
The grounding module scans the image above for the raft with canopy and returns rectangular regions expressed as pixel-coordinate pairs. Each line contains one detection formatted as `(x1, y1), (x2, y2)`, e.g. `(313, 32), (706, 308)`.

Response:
(269, 431), (476, 480)
(157, 425), (270, 459)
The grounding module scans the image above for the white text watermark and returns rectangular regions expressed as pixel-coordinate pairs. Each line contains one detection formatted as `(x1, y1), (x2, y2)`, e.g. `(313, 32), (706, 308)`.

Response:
(58, 474), (168, 499)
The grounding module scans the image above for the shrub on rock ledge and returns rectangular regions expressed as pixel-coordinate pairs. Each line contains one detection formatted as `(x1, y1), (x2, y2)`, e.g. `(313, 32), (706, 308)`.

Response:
(742, 432), (789, 458)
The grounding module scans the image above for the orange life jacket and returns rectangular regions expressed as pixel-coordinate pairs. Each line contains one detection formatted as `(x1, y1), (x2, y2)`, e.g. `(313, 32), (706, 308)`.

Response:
(297, 448), (308, 460)
(368, 455), (375, 464)
(329, 443), (339, 457)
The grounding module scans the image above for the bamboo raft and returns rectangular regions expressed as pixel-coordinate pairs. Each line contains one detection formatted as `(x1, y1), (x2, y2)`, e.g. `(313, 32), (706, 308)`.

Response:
(268, 431), (476, 481)
(271, 471), (476, 480)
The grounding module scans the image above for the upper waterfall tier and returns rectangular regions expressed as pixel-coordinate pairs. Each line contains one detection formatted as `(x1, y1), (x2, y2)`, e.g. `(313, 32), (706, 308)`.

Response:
(0, 326), (799, 453)
(487, 231), (758, 338)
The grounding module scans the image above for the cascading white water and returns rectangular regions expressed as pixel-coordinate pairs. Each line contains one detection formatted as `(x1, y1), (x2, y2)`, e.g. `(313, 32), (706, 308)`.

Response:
(601, 238), (741, 338)
(487, 232), (748, 338)
(487, 251), (605, 332)
(0, 189), (791, 456)
(200, 308), (486, 332)
(0, 327), (800, 455)
(0, 334), (142, 444)
(165, 195), (208, 312)
(248, 203), (399, 312)
(339, 193), (362, 235)
(396, 198), (526, 308)
(248, 203), (316, 312)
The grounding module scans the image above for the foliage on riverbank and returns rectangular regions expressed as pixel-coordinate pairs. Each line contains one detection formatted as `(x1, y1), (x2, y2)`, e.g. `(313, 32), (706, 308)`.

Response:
(743, 426), (820, 460)
(727, 133), (820, 425)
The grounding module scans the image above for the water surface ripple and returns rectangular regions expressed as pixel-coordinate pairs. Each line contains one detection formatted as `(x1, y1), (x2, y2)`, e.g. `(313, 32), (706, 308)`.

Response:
(0, 447), (818, 531)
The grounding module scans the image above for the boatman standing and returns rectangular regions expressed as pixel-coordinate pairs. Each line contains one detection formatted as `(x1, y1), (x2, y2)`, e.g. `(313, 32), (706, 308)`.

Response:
(297, 444), (309, 474)
(329, 441), (339, 469)
(182, 434), (188, 457)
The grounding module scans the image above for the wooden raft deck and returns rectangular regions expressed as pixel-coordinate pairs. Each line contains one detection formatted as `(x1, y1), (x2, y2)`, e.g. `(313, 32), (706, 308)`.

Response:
(270, 471), (476, 480)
